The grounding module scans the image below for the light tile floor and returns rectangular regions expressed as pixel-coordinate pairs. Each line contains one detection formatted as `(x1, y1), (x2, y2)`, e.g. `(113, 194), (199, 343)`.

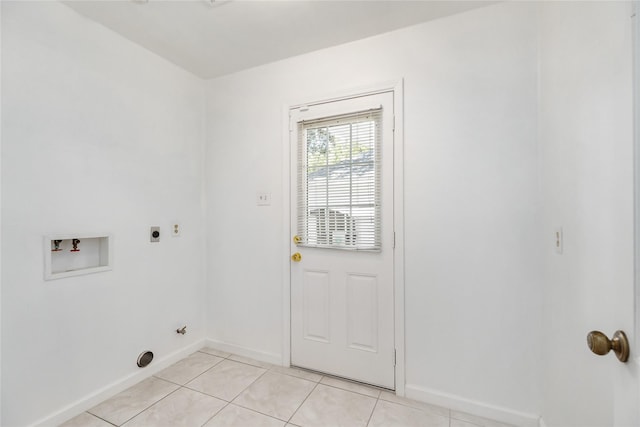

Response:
(60, 347), (514, 427)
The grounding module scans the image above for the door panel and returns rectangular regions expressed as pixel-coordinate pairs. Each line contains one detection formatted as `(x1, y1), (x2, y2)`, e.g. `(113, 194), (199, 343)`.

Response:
(290, 92), (395, 389)
(302, 270), (330, 343)
(346, 273), (379, 352)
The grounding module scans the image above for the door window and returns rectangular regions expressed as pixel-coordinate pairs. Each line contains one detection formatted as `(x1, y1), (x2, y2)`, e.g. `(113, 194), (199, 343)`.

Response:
(296, 109), (382, 251)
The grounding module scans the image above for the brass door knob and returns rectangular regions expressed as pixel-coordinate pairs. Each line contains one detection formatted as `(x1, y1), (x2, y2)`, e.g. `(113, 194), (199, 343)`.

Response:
(293, 235), (302, 245)
(587, 330), (629, 362)
(291, 252), (302, 262)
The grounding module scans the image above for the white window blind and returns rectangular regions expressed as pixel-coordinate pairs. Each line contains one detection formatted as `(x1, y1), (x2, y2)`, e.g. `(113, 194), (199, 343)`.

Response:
(297, 108), (382, 251)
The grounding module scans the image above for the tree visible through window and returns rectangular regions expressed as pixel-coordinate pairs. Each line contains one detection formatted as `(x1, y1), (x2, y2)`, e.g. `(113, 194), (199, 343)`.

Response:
(297, 109), (382, 251)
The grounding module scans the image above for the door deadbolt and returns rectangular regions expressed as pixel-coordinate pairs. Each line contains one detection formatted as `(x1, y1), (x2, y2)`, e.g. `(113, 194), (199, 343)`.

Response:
(291, 252), (302, 262)
(587, 330), (629, 363)
(293, 235), (302, 245)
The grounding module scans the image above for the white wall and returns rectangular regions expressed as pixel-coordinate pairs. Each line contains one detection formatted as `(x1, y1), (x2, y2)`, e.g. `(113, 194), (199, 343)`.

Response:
(205, 2), (542, 422)
(539, 2), (635, 426)
(1, 2), (206, 426)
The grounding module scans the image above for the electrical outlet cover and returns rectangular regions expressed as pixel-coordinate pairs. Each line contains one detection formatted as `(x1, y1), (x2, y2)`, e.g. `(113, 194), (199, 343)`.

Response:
(257, 192), (271, 206)
(150, 226), (160, 242)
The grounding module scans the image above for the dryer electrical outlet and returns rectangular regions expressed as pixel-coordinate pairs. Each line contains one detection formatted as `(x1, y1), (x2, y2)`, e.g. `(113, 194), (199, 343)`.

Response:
(150, 226), (160, 242)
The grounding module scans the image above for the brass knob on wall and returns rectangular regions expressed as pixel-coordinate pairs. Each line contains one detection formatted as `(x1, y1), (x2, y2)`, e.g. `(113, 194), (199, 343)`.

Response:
(291, 252), (302, 262)
(587, 330), (629, 363)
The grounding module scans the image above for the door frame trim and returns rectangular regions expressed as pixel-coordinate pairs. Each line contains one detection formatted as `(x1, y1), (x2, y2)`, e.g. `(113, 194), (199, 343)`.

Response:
(634, 0), (640, 357)
(281, 79), (406, 395)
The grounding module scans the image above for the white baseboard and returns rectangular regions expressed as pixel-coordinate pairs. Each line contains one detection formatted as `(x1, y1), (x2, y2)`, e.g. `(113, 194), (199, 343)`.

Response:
(31, 339), (206, 427)
(405, 384), (540, 427)
(203, 338), (282, 366)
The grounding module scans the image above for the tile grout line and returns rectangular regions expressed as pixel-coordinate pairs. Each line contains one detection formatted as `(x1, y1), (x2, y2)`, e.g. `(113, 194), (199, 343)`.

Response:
(269, 365), (323, 383)
(197, 399), (232, 427)
(228, 400), (296, 426)
(285, 378), (323, 424)
(365, 396), (381, 427)
(318, 381), (382, 399)
(231, 366), (270, 401)
(319, 373), (390, 393)
(86, 412), (118, 427)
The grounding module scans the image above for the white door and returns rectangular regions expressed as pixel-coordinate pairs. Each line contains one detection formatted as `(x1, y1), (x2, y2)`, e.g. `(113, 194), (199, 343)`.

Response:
(615, 3), (640, 424)
(289, 92), (395, 389)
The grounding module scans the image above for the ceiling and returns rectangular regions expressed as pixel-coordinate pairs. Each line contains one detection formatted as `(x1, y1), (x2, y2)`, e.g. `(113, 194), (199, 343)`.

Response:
(62, 0), (495, 79)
